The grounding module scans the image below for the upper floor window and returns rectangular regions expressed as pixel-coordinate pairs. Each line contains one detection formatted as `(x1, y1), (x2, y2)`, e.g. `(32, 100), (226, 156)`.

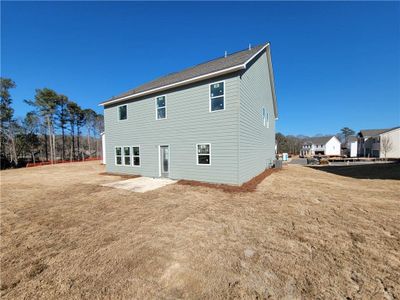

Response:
(119, 105), (127, 120)
(262, 107), (266, 126)
(156, 96), (167, 120)
(262, 107), (270, 128)
(197, 143), (211, 165)
(210, 82), (224, 112)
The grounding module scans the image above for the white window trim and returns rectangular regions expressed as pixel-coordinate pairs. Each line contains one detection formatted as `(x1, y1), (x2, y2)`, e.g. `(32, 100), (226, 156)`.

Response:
(209, 80), (226, 113)
(115, 146), (122, 166)
(122, 146), (131, 166)
(155, 95), (167, 120)
(132, 145), (141, 167)
(266, 112), (270, 129)
(118, 104), (128, 121)
(196, 143), (211, 166)
(262, 107), (266, 127)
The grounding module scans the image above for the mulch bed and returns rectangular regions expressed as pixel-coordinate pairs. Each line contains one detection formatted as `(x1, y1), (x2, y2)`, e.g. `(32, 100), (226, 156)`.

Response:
(178, 168), (279, 193)
(99, 172), (141, 179)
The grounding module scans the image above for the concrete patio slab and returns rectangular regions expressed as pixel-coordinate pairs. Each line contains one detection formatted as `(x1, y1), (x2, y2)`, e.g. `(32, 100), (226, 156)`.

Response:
(101, 177), (176, 193)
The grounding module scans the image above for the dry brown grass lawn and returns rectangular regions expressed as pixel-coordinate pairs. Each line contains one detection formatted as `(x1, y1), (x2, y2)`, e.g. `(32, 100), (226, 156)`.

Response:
(1, 161), (399, 299)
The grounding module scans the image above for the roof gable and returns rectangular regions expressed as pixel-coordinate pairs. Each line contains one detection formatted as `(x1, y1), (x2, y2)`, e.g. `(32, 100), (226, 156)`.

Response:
(359, 129), (391, 137)
(112, 45), (264, 100)
(380, 126), (400, 135)
(99, 43), (277, 117)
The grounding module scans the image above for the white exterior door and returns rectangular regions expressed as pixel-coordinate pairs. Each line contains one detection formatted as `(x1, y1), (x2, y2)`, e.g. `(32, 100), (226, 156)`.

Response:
(159, 145), (169, 177)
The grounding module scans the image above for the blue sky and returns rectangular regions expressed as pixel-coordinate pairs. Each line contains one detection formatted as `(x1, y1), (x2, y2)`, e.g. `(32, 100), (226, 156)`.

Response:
(2, 1), (399, 135)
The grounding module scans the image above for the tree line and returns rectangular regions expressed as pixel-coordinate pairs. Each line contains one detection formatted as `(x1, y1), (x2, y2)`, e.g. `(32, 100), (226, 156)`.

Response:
(0, 77), (104, 169)
(275, 133), (304, 154)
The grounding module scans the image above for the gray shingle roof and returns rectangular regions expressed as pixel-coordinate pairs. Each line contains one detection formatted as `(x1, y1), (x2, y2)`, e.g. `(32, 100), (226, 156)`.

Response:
(381, 126), (400, 134)
(102, 44), (267, 104)
(303, 136), (335, 146)
(347, 136), (357, 142)
(359, 129), (390, 137)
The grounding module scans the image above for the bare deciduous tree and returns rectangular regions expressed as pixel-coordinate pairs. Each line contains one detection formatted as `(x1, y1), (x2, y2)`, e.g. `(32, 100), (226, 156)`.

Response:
(380, 136), (392, 160)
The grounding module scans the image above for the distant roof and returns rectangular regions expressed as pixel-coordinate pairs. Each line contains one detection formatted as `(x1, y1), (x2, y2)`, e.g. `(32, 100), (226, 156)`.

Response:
(359, 129), (391, 137)
(347, 136), (357, 142)
(100, 43), (278, 116)
(303, 136), (335, 145)
(380, 126), (400, 134)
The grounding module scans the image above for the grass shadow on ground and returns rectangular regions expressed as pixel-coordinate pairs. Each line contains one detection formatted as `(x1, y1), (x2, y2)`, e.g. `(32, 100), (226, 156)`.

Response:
(309, 162), (400, 180)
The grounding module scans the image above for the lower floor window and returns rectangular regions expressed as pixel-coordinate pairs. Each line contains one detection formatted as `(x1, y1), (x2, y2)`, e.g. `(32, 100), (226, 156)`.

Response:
(123, 147), (131, 165)
(115, 147), (122, 165)
(197, 144), (211, 165)
(132, 146), (140, 166)
(115, 145), (140, 167)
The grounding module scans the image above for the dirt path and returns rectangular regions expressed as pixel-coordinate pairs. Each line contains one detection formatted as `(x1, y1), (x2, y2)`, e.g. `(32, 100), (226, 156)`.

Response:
(1, 162), (399, 299)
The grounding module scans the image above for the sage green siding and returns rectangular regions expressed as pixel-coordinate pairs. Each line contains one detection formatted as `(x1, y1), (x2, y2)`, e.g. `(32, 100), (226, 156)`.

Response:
(238, 52), (276, 184)
(104, 49), (276, 185)
(104, 74), (241, 184)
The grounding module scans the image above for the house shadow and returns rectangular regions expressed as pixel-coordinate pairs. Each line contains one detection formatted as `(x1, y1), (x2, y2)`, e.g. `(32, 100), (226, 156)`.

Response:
(309, 162), (400, 180)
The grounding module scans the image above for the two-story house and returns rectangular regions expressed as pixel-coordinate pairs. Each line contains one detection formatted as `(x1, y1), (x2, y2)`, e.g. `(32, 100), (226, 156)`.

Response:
(379, 127), (400, 159)
(357, 128), (400, 158)
(345, 136), (358, 158)
(100, 43), (278, 185)
(300, 136), (341, 157)
(357, 129), (388, 157)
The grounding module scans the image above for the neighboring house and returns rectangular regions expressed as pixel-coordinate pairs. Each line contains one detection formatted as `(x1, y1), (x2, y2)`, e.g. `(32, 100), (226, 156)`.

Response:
(101, 132), (106, 164)
(357, 128), (391, 157)
(300, 136), (341, 157)
(100, 43), (278, 185)
(341, 136), (358, 157)
(347, 136), (358, 158)
(379, 127), (400, 159)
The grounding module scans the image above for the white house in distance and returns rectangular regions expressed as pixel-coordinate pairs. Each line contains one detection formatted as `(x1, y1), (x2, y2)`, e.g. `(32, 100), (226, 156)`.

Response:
(379, 127), (400, 159)
(342, 135), (358, 157)
(300, 136), (341, 157)
(101, 132), (106, 164)
(345, 136), (358, 157)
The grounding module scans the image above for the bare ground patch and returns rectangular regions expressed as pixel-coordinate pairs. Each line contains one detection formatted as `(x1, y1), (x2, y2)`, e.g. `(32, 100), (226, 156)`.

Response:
(1, 161), (399, 299)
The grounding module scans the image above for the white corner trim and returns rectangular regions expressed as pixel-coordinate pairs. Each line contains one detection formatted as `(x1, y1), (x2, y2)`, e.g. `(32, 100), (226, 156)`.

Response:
(265, 44), (278, 118)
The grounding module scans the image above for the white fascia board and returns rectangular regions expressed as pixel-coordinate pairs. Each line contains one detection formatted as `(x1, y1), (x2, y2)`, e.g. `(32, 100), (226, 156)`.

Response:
(99, 64), (245, 106)
(243, 43), (269, 67)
